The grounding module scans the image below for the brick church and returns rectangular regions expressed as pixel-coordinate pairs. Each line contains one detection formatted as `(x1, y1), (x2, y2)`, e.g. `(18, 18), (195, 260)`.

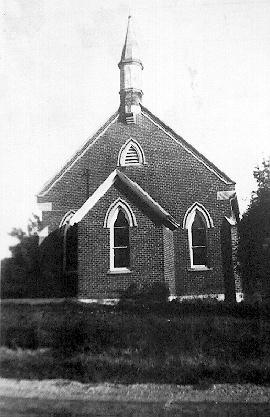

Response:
(37, 16), (242, 302)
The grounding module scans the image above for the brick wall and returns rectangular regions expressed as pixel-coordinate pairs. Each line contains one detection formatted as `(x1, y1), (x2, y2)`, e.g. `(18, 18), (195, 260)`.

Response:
(38, 111), (235, 298)
(77, 186), (165, 299)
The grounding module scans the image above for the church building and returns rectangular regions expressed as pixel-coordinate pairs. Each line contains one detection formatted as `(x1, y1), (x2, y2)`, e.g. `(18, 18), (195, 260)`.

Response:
(37, 16), (242, 302)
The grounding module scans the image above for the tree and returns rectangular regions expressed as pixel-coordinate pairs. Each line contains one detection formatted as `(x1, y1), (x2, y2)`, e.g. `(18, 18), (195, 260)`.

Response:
(238, 158), (270, 301)
(1, 215), (42, 298)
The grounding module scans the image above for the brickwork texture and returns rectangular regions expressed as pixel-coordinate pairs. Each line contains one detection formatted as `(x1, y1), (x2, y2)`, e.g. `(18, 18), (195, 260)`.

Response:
(38, 110), (237, 299)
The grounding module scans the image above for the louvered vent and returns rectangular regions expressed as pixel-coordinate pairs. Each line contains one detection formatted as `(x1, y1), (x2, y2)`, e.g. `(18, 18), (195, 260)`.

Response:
(125, 146), (140, 165)
(125, 112), (136, 124)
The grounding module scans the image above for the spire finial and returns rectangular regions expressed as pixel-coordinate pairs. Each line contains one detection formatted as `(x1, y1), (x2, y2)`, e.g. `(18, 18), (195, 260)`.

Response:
(119, 15), (143, 68)
(128, 0), (132, 19)
(118, 15), (143, 123)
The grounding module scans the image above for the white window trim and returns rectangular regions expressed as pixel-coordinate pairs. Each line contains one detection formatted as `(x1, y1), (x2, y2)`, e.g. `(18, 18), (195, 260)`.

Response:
(104, 198), (137, 228)
(104, 199), (136, 273)
(188, 210), (208, 269)
(59, 210), (75, 227)
(183, 203), (213, 270)
(117, 138), (145, 167)
(183, 202), (214, 229)
(109, 209), (130, 273)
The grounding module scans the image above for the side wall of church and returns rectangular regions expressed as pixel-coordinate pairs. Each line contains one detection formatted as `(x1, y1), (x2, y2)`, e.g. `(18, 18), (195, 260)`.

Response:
(176, 227), (225, 297)
(163, 227), (176, 296)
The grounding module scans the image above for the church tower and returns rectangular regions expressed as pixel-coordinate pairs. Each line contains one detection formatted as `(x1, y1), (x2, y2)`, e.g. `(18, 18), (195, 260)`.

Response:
(118, 15), (143, 123)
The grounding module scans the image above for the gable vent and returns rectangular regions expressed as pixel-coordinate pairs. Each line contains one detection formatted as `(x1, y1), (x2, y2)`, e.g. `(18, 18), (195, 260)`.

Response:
(126, 112), (136, 124)
(118, 138), (145, 166)
(125, 146), (140, 165)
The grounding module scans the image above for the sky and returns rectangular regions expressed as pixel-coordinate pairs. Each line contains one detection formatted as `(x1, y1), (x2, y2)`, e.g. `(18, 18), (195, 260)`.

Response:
(1, 0), (270, 259)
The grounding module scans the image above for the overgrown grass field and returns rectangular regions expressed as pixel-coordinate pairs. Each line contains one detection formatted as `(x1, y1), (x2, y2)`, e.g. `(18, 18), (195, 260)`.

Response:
(1, 301), (270, 385)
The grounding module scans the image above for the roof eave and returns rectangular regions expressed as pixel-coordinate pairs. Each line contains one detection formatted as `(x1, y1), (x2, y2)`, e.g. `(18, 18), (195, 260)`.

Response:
(116, 170), (179, 230)
(69, 169), (179, 230)
(37, 110), (119, 198)
(140, 104), (236, 186)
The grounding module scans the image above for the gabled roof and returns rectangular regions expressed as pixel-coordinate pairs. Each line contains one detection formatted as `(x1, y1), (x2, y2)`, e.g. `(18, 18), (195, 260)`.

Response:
(69, 169), (179, 230)
(141, 105), (235, 185)
(38, 103), (235, 198)
(37, 111), (119, 197)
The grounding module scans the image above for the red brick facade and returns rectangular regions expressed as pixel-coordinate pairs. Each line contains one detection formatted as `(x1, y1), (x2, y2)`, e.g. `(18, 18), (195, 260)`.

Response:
(77, 187), (165, 299)
(37, 107), (241, 300)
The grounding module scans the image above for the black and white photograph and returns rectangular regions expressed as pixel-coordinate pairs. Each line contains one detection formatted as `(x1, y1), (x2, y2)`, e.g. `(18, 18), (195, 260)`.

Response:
(0, 0), (270, 415)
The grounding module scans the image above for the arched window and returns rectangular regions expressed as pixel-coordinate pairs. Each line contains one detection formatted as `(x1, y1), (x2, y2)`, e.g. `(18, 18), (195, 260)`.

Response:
(191, 212), (207, 267)
(59, 210), (75, 227)
(104, 198), (136, 272)
(183, 203), (213, 269)
(64, 224), (78, 272)
(118, 138), (145, 166)
(113, 209), (130, 269)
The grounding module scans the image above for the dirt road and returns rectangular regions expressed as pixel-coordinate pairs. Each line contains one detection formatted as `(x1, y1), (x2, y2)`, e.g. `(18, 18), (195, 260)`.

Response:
(0, 378), (270, 416)
(1, 396), (270, 417)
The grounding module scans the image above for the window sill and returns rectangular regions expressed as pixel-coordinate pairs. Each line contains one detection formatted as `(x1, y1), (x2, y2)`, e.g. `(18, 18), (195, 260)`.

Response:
(188, 267), (213, 272)
(107, 269), (132, 275)
(119, 163), (148, 168)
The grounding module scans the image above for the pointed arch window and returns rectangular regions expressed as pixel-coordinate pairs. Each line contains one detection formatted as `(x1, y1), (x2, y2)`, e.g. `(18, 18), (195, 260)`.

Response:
(59, 210), (75, 228)
(64, 224), (78, 273)
(183, 203), (213, 270)
(113, 209), (130, 269)
(59, 211), (77, 273)
(104, 198), (137, 272)
(191, 212), (207, 267)
(118, 138), (145, 167)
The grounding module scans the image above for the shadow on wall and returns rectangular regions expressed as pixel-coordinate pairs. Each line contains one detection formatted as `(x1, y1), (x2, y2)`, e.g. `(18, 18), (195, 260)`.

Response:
(39, 225), (78, 298)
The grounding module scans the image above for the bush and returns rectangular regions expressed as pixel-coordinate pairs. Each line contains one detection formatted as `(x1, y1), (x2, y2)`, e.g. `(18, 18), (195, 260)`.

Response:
(0, 302), (270, 384)
(118, 281), (170, 306)
(2, 327), (38, 349)
(50, 317), (125, 356)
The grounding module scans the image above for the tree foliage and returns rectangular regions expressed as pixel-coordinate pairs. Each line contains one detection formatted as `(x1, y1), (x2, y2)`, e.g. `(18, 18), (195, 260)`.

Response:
(1, 215), (42, 298)
(238, 158), (270, 300)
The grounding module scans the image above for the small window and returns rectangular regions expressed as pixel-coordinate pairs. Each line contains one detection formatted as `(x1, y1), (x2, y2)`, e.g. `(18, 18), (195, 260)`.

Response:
(118, 138), (145, 166)
(65, 224), (78, 272)
(105, 198), (136, 272)
(59, 210), (75, 227)
(183, 203), (213, 270)
(113, 209), (130, 268)
(191, 213), (207, 266)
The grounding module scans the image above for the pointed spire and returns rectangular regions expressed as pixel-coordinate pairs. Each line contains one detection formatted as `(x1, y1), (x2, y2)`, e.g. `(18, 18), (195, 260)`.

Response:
(119, 15), (143, 69)
(118, 16), (143, 123)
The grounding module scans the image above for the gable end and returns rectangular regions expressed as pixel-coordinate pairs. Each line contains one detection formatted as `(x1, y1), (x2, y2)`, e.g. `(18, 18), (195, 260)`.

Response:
(37, 111), (119, 197)
(141, 105), (235, 185)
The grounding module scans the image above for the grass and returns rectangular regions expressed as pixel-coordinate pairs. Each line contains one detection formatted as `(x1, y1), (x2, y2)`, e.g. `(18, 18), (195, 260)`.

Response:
(1, 347), (269, 385)
(0, 300), (270, 384)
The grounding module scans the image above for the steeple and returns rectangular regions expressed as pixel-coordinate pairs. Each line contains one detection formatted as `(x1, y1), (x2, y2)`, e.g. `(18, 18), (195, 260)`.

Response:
(118, 16), (143, 123)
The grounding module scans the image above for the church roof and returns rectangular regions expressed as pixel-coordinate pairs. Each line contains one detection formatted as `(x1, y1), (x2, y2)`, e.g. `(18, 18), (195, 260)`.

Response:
(141, 105), (235, 185)
(37, 106), (235, 197)
(37, 111), (119, 197)
(69, 169), (179, 230)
